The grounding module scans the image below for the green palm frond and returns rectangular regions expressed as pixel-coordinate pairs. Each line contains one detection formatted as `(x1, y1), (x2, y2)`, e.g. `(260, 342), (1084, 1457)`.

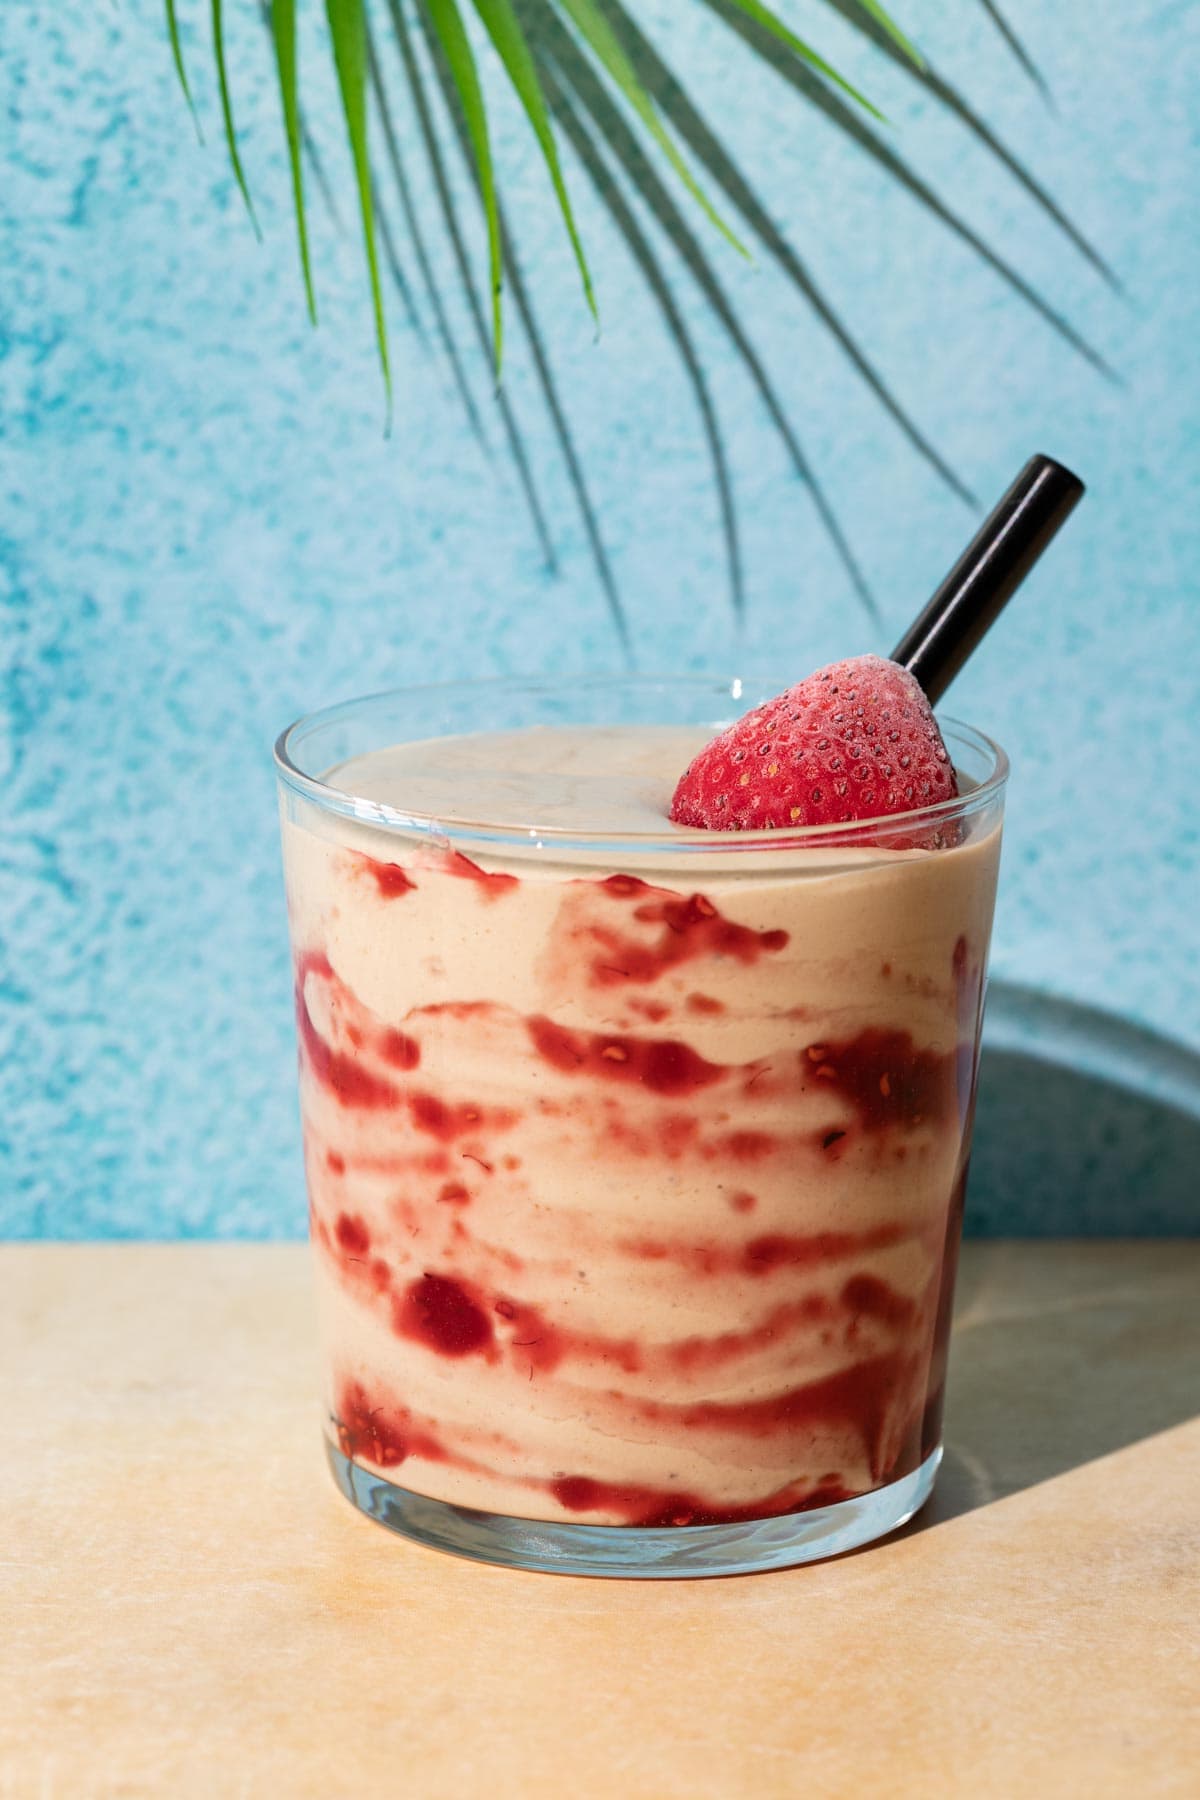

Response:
(211, 0), (261, 233)
(163, 2), (1109, 641)
(851, 0), (922, 65)
(178, 0), (895, 382)
(719, 0), (885, 120)
(165, 0), (204, 136)
(269, 0), (317, 321)
(415, 7), (628, 642)
(471, 0), (596, 324)
(366, 24), (491, 444)
(421, 0), (505, 369)
(546, 69), (744, 615)
(555, 0), (748, 259)
(327, 0), (393, 410)
(533, 4), (875, 617)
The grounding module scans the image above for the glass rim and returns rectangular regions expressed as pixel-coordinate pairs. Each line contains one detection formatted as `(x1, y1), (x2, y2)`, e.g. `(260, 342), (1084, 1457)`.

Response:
(273, 673), (1009, 855)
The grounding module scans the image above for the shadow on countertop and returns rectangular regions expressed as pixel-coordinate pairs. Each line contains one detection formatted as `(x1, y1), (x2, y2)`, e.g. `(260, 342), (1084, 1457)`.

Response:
(899, 986), (1200, 1533)
(920, 1237), (1200, 1529)
(907, 985), (1200, 1531)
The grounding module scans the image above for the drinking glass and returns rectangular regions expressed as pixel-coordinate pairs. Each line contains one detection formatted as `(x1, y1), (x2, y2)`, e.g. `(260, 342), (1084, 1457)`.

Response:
(275, 677), (1007, 1577)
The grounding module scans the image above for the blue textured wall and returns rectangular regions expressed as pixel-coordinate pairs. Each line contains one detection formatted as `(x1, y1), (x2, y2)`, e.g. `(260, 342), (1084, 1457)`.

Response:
(2, 1), (1197, 1236)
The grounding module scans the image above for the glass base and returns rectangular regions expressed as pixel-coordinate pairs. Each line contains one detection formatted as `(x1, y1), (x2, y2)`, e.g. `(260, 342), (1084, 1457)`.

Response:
(325, 1441), (942, 1578)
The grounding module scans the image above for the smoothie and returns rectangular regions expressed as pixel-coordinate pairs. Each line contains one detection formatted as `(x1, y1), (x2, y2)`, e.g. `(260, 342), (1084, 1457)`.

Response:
(281, 720), (1002, 1529)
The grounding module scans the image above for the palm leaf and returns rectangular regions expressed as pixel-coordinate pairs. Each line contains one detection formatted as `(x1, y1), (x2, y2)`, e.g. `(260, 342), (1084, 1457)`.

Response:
(594, 0), (975, 501)
(720, 0), (884, 120)
(164, 0), (203, 137)
(211, 0), (261, 235)
(388, 0), (559, 566)
(415, 4), (631, 642)
(851, 0), (923, 67)
(326, 0), (392, 411)
(547, 75), (743, 615)
(534, 3), (876, 618)
(822, 0), (1117, 284)
(555, 0), (749, 257)
(269, 0), (317, 322)
(367, 28), (491, 449)
(470, 0), (596, 323)
(421, 0), (505, 370)
(162, 0), (1113, 638)
(498, 223), (630, 652)
(708, 0), (1114, 377)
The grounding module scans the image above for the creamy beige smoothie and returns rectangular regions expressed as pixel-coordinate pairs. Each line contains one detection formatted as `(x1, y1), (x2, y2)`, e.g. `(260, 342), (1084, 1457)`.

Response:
(281, 723), (1001, 1528)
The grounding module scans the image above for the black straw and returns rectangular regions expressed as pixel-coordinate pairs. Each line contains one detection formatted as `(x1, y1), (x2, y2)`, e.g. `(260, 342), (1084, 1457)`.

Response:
(891, 454), (1085, 704)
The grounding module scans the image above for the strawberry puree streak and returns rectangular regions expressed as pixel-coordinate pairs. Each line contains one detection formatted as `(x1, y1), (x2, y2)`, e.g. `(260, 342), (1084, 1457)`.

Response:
(581, 875), (789, 986)
(284, 723), (1001, 1527)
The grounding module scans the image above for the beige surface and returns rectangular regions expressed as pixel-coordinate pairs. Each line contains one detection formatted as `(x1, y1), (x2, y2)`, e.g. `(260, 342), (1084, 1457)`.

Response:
(2, 1242), (1198, 1799)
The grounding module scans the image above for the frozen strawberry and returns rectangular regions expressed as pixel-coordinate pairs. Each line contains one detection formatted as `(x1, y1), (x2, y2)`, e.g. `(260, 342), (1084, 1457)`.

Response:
(670, 655), (958, 832)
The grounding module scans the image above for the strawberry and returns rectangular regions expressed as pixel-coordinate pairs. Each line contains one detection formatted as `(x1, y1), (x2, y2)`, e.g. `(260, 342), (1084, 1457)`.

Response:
(670, 655), (958, 833)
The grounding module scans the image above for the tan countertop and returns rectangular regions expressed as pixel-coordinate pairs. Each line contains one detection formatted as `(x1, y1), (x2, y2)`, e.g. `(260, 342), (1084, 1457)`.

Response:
(2, 1242), (1198, 1797)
